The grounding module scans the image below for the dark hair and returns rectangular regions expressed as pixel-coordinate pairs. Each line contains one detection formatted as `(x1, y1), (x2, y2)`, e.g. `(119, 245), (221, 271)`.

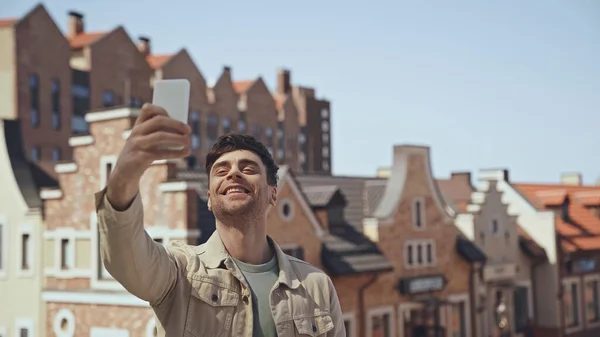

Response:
(205, 133), (279, 186)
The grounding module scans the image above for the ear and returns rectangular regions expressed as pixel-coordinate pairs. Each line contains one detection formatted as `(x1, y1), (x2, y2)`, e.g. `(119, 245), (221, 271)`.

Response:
(269, 186), (277, 206)
(207, 191), (212, 211)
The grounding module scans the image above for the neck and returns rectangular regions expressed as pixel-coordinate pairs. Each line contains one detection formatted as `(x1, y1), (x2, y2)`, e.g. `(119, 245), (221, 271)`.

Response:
(216, 218), (273, 265)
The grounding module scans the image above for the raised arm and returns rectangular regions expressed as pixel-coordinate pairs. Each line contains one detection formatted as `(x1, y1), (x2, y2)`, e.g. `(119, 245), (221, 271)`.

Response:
(94, 103), (192, 305)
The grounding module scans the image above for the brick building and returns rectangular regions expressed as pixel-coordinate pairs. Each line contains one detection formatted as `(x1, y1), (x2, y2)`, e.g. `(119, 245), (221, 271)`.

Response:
(37, 105), (388, 337)
(0, 4), (333, 179)
(299, 145), (487, 337)
(0, 4), (73, 176)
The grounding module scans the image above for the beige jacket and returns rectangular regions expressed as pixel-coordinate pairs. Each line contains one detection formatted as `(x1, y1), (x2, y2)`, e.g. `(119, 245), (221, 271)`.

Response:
(95, 188), (346, 337)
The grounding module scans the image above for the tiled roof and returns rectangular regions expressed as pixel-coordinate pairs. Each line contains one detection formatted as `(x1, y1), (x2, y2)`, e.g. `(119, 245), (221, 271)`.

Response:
(514, 183), (600, 252)
(233, 80), (254, 94)
(3, 119), (58, 209)
(321, 224), (393, 276)
(297, 175), (385, 230)
(0, 18), (17, 27)
(147, 54), (173, 69)
(68, 32), (106, 48)
(302, 185), (340, 208)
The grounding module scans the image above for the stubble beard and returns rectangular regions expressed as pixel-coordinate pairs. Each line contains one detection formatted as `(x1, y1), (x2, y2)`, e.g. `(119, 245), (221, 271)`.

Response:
(213, 197), (262, 230)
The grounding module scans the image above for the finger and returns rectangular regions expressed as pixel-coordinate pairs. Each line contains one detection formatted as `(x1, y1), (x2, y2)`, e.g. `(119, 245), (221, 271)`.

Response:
(135, 104), (168, 125)
(138, 115), (191, 136)
(135, 132), (191, 151)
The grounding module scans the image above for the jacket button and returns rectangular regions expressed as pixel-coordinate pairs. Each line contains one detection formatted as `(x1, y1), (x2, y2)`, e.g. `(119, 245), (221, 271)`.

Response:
(243, 295), (249, 304)
(312, 324), (317, 332)
(211, 294), (218, 302)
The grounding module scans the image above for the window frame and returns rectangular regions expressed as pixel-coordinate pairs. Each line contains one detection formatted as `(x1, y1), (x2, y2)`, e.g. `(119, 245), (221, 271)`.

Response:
(411, 197), (426, 230)
(99, 156), (117, 190)
(15, 318), (34, 337)
(342, 312), (356, 337)
(583, 273), (600, 329)
(404, 239), (436, 269)
(366, 305), (395, 337)
(563, 276), (584, 334)
(17, 224), (34, 278)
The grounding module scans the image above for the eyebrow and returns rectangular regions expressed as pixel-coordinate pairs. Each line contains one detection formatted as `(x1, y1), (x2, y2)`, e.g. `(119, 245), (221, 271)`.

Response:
(211, 158), (261, 172)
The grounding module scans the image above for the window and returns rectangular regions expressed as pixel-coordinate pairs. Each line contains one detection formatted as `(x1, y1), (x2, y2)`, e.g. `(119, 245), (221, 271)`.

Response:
(298, 132), (306, 144)
(405, 240), (435, 268)
(190, 111), (201, 149)
(222, 117), (231, 134)
(585, 275), (600, 325)
(322, 146), (329, 158)
(100, 156), (117, 189)
(53, 308), (75, 337)
(51, 78), (61, 129)
(278, 198), (294, 222)
(368, 307), (393, 337)
(60, 238), (72, 269)
(491, 219), (499, 235)
(322, 133), (329, 144)
(15, 319), (33, 337)
(564, 277), (582, 331)
(514, 285), (531, 333)
(30, 146), (40, 162)
(412, 197), (425, 229)
(238, 119), (246, 133)
(321, 120), (329, 132)
(207, 114), (219, 147)
(321, 108), (329, 119)
(102, 90), (115, 107)
(21, 233), (30, 270)
(282, 246), (304, 260)
(52, 147), (62, 162)
(342, 313), (356, 337)
(323, 161), (330, 171)
(450, 301), (466, 337)
(30, 74), (40, 128)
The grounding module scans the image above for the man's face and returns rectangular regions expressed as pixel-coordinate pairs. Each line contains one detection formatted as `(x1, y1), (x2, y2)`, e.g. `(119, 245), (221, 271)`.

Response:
(207, 150), (276, 223)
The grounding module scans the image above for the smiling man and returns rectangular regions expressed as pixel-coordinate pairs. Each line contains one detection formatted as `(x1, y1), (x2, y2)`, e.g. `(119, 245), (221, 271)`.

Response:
(95, 104), (345, 337)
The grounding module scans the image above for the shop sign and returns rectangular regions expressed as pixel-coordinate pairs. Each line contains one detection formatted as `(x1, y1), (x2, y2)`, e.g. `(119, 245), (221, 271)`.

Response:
(483, 262), (517, 282)
(398, 274), (446, 295)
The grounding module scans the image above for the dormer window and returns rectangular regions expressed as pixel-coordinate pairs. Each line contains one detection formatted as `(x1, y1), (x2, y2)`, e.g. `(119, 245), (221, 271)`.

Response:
(412, 197), (426, 229)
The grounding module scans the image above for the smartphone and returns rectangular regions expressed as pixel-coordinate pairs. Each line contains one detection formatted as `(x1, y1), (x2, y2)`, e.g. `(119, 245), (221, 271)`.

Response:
(152, 79), (190, 150)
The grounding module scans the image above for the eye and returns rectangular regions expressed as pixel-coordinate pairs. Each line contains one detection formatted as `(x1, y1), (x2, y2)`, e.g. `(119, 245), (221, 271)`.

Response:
(243, 167), (256, 174)
(216, 168), (228, 175)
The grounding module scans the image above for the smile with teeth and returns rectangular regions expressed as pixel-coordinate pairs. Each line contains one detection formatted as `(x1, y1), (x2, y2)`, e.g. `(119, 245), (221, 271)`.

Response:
(225, 187), (249, 195)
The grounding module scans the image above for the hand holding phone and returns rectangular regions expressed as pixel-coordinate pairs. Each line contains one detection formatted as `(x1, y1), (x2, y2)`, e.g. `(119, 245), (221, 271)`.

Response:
(152, 79), (191, 150)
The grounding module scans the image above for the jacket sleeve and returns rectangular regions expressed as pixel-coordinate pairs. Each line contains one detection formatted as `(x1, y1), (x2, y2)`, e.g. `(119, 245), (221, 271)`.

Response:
(327, 276), (347, 337)
(94, 188), (188, 305)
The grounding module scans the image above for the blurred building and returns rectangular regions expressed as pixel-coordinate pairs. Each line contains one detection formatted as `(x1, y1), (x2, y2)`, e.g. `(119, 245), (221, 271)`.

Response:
(0, 4), (333, 178)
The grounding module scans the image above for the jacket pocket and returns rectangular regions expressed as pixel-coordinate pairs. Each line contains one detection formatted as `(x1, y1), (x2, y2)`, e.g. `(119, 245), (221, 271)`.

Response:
(293, 313), (334, 337)
(184, 278), (240, 337)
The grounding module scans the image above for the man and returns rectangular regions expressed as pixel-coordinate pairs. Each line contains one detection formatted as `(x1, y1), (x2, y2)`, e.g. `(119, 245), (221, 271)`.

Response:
(95, 104), (345, 337)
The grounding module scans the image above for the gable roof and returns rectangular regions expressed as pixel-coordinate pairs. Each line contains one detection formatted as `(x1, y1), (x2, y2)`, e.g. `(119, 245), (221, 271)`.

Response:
(2, 119), (58, 209)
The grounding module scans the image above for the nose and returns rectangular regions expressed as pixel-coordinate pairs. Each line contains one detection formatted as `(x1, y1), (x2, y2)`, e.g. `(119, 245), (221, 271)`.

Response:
(225, 164), (243, 181)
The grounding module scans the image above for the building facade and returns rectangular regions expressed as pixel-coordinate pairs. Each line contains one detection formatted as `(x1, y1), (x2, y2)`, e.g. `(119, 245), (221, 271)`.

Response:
(0, 4), (333, 177)
(0, 5), (73, 177)
(448, 171), (547, 337)
(0, 119), (59, 337)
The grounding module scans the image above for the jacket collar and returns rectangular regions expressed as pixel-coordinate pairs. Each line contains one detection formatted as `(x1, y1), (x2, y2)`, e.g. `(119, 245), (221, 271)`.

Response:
(200, 230), (301, 289)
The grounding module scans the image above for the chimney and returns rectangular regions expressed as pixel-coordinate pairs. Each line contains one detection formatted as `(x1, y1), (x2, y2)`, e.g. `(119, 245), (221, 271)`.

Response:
(561, 172), (582, 186)
(223, 66), (232, 73)
(137, 36), (151, 56)
(376, 167), (391, 178)
(277, 69), (291, 94)
(67, 11), (84, 36)
(451, 171), (472, 186)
